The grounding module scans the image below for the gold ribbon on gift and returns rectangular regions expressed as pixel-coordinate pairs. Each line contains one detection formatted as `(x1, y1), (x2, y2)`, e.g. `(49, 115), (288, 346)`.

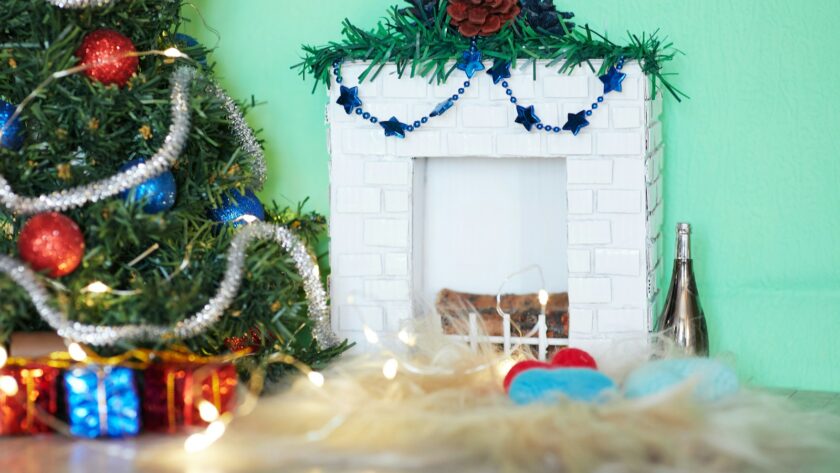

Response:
(4, 345), (252, 370)
(163, 355), (232, 432)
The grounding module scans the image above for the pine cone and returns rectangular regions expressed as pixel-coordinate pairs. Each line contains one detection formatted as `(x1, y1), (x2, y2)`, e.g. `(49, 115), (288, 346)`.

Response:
(447, 0), (521, 37)
(401, 0), (439, 27)
(519, 0), (575, 36)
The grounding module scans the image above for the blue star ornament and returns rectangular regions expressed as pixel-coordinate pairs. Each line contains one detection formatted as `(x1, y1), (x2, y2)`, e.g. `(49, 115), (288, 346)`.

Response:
(456, 49), (485, 79)
(380, 116), (409, 138)
(515, 105), (541, 132)
(337, 86), (363, 114)
(487, 59), (511, 84)
(599, 66), (626, 94)
(563, 110), (590, 136)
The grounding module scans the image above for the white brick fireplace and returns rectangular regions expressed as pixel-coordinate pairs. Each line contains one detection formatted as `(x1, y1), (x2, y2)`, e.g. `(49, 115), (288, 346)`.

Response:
(326, 60), (664, 355)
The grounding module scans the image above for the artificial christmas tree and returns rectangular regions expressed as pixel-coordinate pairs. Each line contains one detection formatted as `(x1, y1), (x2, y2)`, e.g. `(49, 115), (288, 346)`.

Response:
(0, 0), (346, 398)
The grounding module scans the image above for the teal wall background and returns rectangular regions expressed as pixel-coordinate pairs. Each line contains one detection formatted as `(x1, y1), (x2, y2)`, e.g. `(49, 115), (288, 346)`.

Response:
(184, 1), (840, 392)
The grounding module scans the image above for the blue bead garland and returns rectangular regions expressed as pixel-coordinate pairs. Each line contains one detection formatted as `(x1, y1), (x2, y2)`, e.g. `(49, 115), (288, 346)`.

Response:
(333, 53), (626, 138)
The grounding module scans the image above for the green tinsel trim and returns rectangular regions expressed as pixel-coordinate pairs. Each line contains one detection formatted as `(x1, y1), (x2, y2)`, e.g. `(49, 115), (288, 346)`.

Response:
(296, 3), (686, 101)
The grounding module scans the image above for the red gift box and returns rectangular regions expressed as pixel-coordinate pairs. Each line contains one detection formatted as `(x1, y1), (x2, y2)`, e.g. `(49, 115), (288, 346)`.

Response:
(0, 363), (60, 435)
(143, 362), (237, 432)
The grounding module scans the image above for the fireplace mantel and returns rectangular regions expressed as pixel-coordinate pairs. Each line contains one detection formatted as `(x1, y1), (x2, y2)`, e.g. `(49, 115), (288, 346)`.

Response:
(326, 60), (664, 357)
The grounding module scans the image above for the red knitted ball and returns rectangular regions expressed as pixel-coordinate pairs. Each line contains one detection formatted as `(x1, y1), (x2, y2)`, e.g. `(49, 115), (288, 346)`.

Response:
(18, 212), (85, 278)
(550, 348), (598, 369)
(503, 360), (552, 392)
(75, 29), (139, 87)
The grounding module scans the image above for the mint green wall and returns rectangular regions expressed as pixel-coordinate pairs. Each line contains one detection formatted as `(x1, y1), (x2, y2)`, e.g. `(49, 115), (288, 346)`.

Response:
(184, 1), (840, 392)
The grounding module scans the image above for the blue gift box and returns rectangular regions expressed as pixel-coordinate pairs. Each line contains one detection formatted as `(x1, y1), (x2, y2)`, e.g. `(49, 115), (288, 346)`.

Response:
(64, 365), (141, 438)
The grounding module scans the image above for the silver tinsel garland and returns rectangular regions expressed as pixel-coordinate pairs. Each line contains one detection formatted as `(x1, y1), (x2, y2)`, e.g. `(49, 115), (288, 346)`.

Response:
(0, 222), (338, 348)
(45, 0), (116, 8)
(0, 69), (266, 215)
(210, 82), (267, 189)
(0, 66), (194, 215)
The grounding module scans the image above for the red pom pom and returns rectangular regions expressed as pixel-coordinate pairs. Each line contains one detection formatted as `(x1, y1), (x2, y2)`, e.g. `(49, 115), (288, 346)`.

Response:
(18, 212), (85, 277)
(503, 360), (551, 392)
(550, 348), (598, 369)
(75, 29), (139, 87)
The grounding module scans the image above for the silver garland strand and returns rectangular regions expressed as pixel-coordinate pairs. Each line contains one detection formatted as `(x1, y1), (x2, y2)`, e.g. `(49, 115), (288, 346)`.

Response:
(0, 222), (338, 348)
(210, 82), (267, 190)
(45, 0), (116, 8)
(0, 66), (194, 215)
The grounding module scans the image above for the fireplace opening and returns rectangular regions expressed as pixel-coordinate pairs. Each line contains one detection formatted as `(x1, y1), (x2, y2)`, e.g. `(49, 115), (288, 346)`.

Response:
(412, 157), (569, 358)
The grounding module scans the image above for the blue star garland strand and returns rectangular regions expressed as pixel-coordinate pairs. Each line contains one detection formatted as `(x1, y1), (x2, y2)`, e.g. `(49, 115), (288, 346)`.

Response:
(430, 98), (455, 117)
(333, 50), (625, 139)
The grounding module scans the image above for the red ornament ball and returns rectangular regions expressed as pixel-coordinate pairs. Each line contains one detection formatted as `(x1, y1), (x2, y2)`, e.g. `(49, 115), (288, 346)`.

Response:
(75, 29), (139, 87)
(551, 348), (598, 370)
(18, 212), (85, 278)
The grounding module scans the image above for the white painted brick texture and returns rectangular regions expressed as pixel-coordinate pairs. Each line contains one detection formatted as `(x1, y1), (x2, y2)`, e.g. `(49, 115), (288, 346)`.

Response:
(328, 60), (659, 346)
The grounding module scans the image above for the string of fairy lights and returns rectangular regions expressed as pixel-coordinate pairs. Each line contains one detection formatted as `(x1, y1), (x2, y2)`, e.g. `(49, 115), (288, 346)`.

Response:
(0, 260), (549, 451)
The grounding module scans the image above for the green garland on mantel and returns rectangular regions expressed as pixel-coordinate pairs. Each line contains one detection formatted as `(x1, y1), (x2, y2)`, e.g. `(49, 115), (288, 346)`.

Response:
(295, 2), (685, 101)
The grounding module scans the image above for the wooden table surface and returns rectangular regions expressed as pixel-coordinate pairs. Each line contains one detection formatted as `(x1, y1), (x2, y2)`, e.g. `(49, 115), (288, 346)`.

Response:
(1, 390), (838, 473)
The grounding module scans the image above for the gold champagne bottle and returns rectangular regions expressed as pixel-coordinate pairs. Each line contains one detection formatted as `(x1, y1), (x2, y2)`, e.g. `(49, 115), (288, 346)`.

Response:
(655, 223), (709, 355)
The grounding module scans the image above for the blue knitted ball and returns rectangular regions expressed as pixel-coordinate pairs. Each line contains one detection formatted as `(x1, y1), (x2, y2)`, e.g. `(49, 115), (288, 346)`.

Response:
(509, 368), (617, 405)
(624, 358), (740, 403)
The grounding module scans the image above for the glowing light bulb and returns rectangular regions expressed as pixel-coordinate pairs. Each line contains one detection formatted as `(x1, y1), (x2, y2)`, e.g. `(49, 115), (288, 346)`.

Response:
(234, 214), (259, 225)
(363, 326), (379, 344)
(205, 420), (226, 440)
(382, 358), (399, 380)
(198, 401), (220, 423)
(163, 47), (185, 58)
(307, 371), (325, 387)
(397, 329), (416, 347)
(0, 346), (7, 368)
(68, 342), (87, 362)
(184, 433), (211, 453)
(0, 375), (19, 396)
(538, 289), (549, 306)
(82, 281), (111, 294)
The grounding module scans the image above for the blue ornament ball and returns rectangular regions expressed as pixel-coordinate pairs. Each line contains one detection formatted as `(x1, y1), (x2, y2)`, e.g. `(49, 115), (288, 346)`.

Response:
(174, 33), (207, 66)
(508, 368), (617, 405)
(118, 158), (177, 213)
(0, 99), (24, 150)
(209, 189), (265, 227)
(623, 358), (740, 403)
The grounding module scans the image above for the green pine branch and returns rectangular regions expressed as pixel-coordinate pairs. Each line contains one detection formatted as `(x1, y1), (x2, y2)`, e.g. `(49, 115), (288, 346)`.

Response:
(295, 1), (686, 101)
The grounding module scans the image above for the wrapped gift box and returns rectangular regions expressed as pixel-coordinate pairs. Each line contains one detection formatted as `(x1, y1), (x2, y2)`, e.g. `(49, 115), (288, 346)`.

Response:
(64, 365), (140, 438)
(143, 362), (237, 432)
(0, 363), (60, 435)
